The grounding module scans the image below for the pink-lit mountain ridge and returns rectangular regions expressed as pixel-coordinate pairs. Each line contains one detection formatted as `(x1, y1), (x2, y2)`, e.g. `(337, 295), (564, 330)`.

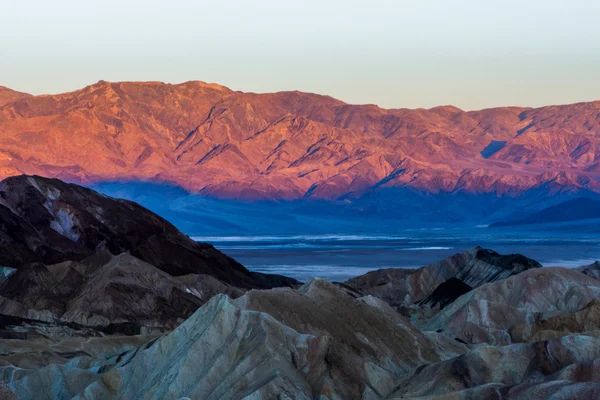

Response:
(1, 81), (599, 202)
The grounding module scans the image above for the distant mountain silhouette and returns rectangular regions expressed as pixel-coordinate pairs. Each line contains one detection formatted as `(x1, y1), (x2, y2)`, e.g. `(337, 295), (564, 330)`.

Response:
(490, 197), (600, 227)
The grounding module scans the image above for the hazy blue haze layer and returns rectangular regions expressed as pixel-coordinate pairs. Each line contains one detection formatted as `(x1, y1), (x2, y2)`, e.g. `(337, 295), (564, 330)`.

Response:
(193, 230), (600, 281)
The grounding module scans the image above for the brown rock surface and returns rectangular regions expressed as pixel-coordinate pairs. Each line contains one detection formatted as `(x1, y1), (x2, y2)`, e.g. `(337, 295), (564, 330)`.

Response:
(510, 299), (600, 343)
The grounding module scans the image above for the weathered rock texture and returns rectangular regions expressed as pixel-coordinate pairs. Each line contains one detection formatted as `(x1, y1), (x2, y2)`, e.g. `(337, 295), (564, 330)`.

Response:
(0, 177), (599, 399)
(4, 279), (469, 399)
(420, 267), (600, 344)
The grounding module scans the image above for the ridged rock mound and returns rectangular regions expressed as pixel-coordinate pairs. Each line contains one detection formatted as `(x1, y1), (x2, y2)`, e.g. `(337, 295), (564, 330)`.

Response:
(389, 335), (600, 399)
(345, 247), (541, 314)
(0, 251), (248, 334)
(420, 267), (600, 344)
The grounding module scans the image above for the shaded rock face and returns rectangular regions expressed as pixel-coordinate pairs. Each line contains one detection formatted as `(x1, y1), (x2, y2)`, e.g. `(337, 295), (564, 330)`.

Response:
(0, 175), (296, 289)
(345, 247), (541, 314)
(389, 335), (600, 399)
(418, 278), (472, 310)
(4, 273), (600, 400)
(3, 253), (600, 399)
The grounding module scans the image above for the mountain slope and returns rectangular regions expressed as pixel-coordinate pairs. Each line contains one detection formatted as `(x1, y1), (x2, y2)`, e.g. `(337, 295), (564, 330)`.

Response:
(1, 81), (599, 200)
(0, 86), (31, 107)
(0, 175), (296, 288)
(491, 197), (600, 227)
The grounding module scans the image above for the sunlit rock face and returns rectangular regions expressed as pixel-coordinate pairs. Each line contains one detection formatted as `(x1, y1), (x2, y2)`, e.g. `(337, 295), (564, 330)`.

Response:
(1, 81), (600, 200)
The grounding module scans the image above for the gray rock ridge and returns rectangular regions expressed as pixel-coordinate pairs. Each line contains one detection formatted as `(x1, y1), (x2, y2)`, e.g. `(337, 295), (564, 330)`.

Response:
(4, 279), (469, 399)
(578, 260), (600, 279)
(344, 247), (541, 316)
(419, 267), (600, 345)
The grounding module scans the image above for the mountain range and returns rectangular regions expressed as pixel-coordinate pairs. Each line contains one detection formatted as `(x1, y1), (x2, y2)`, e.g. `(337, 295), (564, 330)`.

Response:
(1, 81), (600, 204)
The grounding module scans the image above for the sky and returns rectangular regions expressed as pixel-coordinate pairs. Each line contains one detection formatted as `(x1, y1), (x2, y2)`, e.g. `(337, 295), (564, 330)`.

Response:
(1, 0), (599, 110)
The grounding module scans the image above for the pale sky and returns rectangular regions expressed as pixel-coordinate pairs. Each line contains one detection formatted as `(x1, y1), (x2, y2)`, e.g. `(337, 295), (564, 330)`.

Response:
(1, 0), (599, 110)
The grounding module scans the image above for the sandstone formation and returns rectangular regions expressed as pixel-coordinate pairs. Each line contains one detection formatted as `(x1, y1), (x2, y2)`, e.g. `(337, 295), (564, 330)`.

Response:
(3, 279), (470, 399)
(3, 269), (600, 399)
(0, 81), (599, 200)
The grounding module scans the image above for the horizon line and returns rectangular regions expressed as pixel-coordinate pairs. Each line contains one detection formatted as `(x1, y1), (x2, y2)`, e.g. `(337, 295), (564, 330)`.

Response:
(2, 78), (599, 114)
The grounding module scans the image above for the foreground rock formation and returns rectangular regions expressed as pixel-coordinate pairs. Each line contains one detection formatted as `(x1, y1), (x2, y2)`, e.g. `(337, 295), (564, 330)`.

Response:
(2, 247), (600, 397)
(1, 81), (600, 201)
(3, 268), (600, 399)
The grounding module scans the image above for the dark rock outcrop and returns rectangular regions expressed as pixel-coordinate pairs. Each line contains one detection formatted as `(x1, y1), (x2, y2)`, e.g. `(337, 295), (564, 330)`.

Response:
(0, 251), (217, 333)
(0, 175), (297, 289)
